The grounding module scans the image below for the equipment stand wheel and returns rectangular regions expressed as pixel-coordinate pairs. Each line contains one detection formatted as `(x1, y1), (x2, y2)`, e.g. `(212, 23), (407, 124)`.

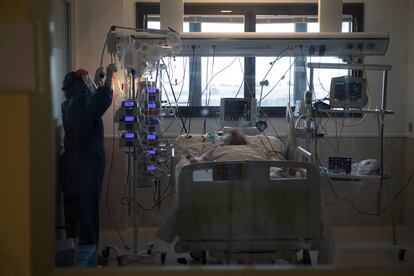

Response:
(117, 256), (123, 266)
(190, 251), (203, 260)
(102, 247), (111, 258)
(201, 251), (207, 264)
(398, 249), (406, 261)
(302, 250), (312, 265)
(161, 252), (167, 264)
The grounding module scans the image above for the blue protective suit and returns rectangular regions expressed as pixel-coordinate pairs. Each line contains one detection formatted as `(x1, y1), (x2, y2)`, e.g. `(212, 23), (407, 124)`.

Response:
(59, 82), (112, 253)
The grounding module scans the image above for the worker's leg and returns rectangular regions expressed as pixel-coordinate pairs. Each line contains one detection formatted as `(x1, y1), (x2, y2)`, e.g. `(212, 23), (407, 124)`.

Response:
(76, 194), (100, 266)
(63, 196), (82, 239)
(63, 194), (98, 266)
(76, 159), (103, 267)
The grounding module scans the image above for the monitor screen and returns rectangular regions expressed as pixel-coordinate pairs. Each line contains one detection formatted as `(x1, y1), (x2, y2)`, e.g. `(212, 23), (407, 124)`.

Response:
(124, 133), (136, 139)
(333, 80), (363, 102)
(224, 101), (251, 121)
(147, 87), (158, 94)
(122, 101), (136, 107)
(330, 77), (367, 108)
(220, 98), (257, 126)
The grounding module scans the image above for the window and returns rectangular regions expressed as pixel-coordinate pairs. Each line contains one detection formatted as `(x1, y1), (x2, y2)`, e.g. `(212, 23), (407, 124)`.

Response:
(144, 12), (246, 114)
(137, 3), (364, 116)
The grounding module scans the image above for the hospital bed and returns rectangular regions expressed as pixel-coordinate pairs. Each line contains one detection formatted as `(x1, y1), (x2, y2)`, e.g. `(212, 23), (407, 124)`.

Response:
(171, 149), (322, 263)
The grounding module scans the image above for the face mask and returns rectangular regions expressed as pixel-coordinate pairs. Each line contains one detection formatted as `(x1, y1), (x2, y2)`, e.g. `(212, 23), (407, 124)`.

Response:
(74, 80), (90, 95)
(80, 74), (97, 94)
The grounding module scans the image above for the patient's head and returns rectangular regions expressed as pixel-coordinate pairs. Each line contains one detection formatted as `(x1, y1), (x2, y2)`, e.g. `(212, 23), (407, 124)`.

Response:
(224, 129), (248, 145)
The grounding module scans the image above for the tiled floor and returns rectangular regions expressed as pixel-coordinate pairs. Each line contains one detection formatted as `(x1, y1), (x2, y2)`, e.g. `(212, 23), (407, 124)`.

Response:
(98, 226), (414, 267)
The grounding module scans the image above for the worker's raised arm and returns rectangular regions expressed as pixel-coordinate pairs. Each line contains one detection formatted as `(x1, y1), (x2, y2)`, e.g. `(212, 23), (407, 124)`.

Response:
(90, 64), (117, 119)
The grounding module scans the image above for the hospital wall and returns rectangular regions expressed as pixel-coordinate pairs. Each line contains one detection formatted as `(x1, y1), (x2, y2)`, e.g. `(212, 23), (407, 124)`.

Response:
(71, 0), (414, 231)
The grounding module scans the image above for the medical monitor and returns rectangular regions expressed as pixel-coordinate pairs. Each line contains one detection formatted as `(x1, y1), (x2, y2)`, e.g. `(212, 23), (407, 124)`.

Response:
(219, 98), (257, 127)
(330, 76), (367, 109)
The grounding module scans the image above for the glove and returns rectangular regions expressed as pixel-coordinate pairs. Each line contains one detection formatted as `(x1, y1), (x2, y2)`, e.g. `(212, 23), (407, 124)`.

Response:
(94, 67), (105, 86)
(104, 64), (117, 87)
(106, 64), (117, 79)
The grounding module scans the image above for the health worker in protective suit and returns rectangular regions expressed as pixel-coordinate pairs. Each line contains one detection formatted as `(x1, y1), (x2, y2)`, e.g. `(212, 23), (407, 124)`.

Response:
(59, 64), (116, 266)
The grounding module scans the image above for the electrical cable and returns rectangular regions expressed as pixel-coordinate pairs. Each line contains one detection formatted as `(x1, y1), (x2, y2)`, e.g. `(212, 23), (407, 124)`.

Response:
(260, 47), (290, 84)
(99, 25), (119, 68)
(204, 56), (210, 106)
(206, 47), (216, 106)
(243, 58), (255, 98)
(258, 135), (285, 160)
(160, 59), (188, 134)
(299, 46), (311, 91)
(176, 57), (188, 102)
(316, 58), (330, 100)
(309, 53), (412, 221)
(259, 60), (297, 104)
(161, 59), (174, 85)
(205, 57), (211, 105)
(136, 191), (174, 211)
(152, 179), (159, 203)
(161, 58), (186, 88)
(122, 150), (131, 201)
(159, 172), (172, 198)
(154, 61), (160, 86)
(200, 57), (237, 98)
(256, 47), (290, 107)
(288, 56), (292, 105)
(245, 51), (290, 146)
(262, 112), (286, 147)
(313, 113), (414, 216)
(157, 66), (181, 137)
(234, 57), (245, 98)
(187, 52), (197, 134)
(321, 60), (372, 127)
(105, 97), (130, 249)
(161, 114), (179, 135)
(180, 46), (197, 135)
(99, 37), (108, 68)
(202, 48), (217, 134)
(258, 84), (265, 110)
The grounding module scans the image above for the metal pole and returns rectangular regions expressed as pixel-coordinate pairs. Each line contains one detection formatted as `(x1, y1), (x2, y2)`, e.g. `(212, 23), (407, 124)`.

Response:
(128, 150), (132, 216)
(305, 66), (314, 152)
(381, 70), (388, 111)
(170, 146), (176, 197)
(131, 69), (136, 99)
(132, 150), (138, 254)
(378, 70), (388, 212)
(377, 112), (384, 215)
(130, 72), (139, 254)
(379, 69), (397, 245)
(309, 67), (314, 93)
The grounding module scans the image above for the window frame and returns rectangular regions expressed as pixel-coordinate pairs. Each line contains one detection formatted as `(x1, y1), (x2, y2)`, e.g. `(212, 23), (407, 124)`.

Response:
(136, 3), (364, 117)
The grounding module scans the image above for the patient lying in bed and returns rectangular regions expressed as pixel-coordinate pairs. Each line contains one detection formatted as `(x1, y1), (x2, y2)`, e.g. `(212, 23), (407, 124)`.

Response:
(157, 129), (334, 264)
(177, 129), (300, 178)
(176, 129), (282, 171)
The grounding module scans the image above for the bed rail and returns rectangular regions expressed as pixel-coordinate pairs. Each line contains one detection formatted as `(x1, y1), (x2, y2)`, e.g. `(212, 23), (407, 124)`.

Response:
(176, 160), (321, 254)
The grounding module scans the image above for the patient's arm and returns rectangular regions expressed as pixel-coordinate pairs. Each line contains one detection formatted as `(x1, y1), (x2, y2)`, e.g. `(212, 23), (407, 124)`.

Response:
(190, 156), (203, 163)
(200, 147), (217, 161)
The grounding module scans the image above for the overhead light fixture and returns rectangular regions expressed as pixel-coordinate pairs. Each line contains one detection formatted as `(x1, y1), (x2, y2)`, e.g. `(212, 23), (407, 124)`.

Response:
(220, 10), (232, 13)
